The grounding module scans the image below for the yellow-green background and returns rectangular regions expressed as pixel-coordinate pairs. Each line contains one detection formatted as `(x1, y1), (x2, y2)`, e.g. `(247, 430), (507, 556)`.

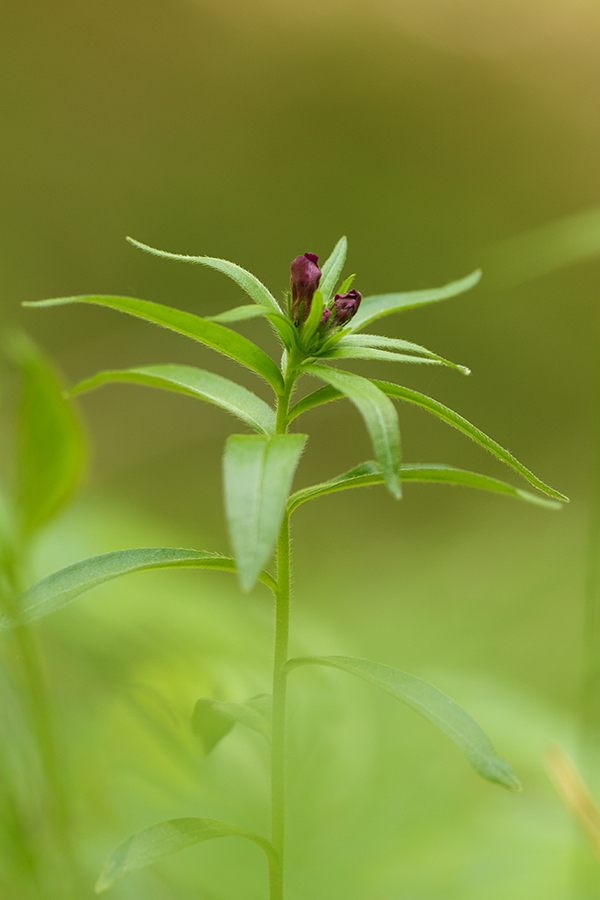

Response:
(2, 1), (600, 897)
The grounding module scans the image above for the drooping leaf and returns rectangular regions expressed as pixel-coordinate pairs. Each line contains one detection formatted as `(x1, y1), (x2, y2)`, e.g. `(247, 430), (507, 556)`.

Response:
(319, 236), (347, 303)
(192, 694), (271, 753)
(285, 655), (520, 791)
(288, 379), (568, 502)
(95, 817), (278, 893)
(127, 237), (282, 313)
(337, 334), (470, 374)
(288, 461), (562, 513)
(206, 304), (275, 323)
(0, 548), (276, 630)
(69, 365), (276, 435)
(9, 332), (85, 536)
(24, 296), (284, 394)
(224, 434), (306, 591)
(301, 365), (401, 498)
(348, 270), (481, 332)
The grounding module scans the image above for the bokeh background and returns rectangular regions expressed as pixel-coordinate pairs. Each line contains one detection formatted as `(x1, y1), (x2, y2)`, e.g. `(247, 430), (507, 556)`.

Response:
(3, 1), (600, 897)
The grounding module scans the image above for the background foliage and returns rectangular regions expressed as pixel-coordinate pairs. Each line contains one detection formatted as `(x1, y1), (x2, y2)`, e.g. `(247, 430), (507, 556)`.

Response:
(2, 0), (600, 897)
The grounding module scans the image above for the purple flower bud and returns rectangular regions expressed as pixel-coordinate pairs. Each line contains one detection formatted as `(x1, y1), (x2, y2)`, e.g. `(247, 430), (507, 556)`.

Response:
(331, 289), (362, 326)
(320, 308), (331, 327)
(290, 253), (321, 324)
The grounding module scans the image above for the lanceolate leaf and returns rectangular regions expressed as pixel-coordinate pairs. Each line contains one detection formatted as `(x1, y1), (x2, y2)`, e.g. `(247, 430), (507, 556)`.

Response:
(69, 365), (276, 435)
(206, 304), (275, 323)
(24, 296), (284, 394)
(302, 365), (401, 498)
(288, 380), (568, 502)
(319, 236), (348, 303)
(10, 333), (85, 536)
(338, 334), (470, 374)
(287, 461), (562, 513)
(127, 237), (282, 313)
(285, 655), (520, 791)
(320, 346), (447, 367)
(0, 548), (276, 630)
(224, 434), (307, 591)
(95, 817), (279, 893)
(348, 270), (481, 332)
(192, 694), (271, 753)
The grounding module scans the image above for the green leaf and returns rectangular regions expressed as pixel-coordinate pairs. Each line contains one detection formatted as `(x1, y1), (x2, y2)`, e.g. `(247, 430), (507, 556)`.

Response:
(285, 655), (520, 791)
(302, 289), (325, 346)
(288, 461), (562, 513)
(95, 817), (278, 893)
(301, 365), (401, 498)
(224, 434), (306, 591)
(9, 333), (85, 536)
(69, 365), (276, 435)
(24, 296), (284, 394)
(0, 548), (276, 630)
(288, 379), (568, 502)
(206, 304), (275, 323)
(320, 346), (447, 367)
(192, 694), (271, 753)
(336, 274), (356, 295)
(337, 334), (470, 374)
(319, 236), (347, 302)
(349, 270), (481, 332)
(127, 237), (282, 313)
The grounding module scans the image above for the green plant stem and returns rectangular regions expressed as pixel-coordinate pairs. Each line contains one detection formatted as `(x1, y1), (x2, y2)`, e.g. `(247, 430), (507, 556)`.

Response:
(270, 369), (296, 899)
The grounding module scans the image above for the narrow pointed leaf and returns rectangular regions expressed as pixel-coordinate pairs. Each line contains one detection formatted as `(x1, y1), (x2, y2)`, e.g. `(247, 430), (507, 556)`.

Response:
(338, 334), (470, 374)
(24, 296), (284, 394)
(288, 461), (562, 513)
(127, 237), (281, 313)
(288, 380), (567, 502)
(319, 236), (347, 302)
(302, 365), (401, 498)
(286, 655), (520, 791)
(10, 333), (85, 535)
(321, 346), (446, 367)
(302, 289), (325, 346)
(206, 304), (274, 323)
(192, 694), (271, 752)
(349, 270), (481, 332)
(95, 817), (278, 893)
(0, 548), (271, 630)
(69, 365), (276, 435)
(224, 434), (306, 591)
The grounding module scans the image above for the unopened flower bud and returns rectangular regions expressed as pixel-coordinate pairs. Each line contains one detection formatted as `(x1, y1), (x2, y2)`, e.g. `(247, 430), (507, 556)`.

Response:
(320, 308), (331, 327)
(290, 253), (321, 324)
(331, 289), (361, 326)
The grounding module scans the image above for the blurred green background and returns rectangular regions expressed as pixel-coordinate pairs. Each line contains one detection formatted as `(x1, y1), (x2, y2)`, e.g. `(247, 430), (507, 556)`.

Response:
(3, 0), (600, 897)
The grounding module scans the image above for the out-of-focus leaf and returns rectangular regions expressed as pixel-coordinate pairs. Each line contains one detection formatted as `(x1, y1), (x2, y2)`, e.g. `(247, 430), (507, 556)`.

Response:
(192, 694), (271, 753)
(288, 379), (567, 502)
(10, 333), (85, 536)
(95, 817), (278, 893)
(348, 270), (481, 332)
(206, 304), (274, 323)
(69, 365), (276, 435)
(286, 655), (520, 791)
(337, 334), (470, 374)
(126, 237), (282, 313)
(0, 548), (276, 629)
(319, 236), (347, 302)
(288, 461), (562, 513)
(301, 365), (401, 498)
(224, 434), (306, 591)
(24, 296), (284, 394)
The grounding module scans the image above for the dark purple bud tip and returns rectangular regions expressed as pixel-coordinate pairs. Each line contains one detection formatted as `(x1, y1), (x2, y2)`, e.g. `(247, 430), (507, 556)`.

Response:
(332, 289), (362, 325)
(290, 252), (321, 323)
